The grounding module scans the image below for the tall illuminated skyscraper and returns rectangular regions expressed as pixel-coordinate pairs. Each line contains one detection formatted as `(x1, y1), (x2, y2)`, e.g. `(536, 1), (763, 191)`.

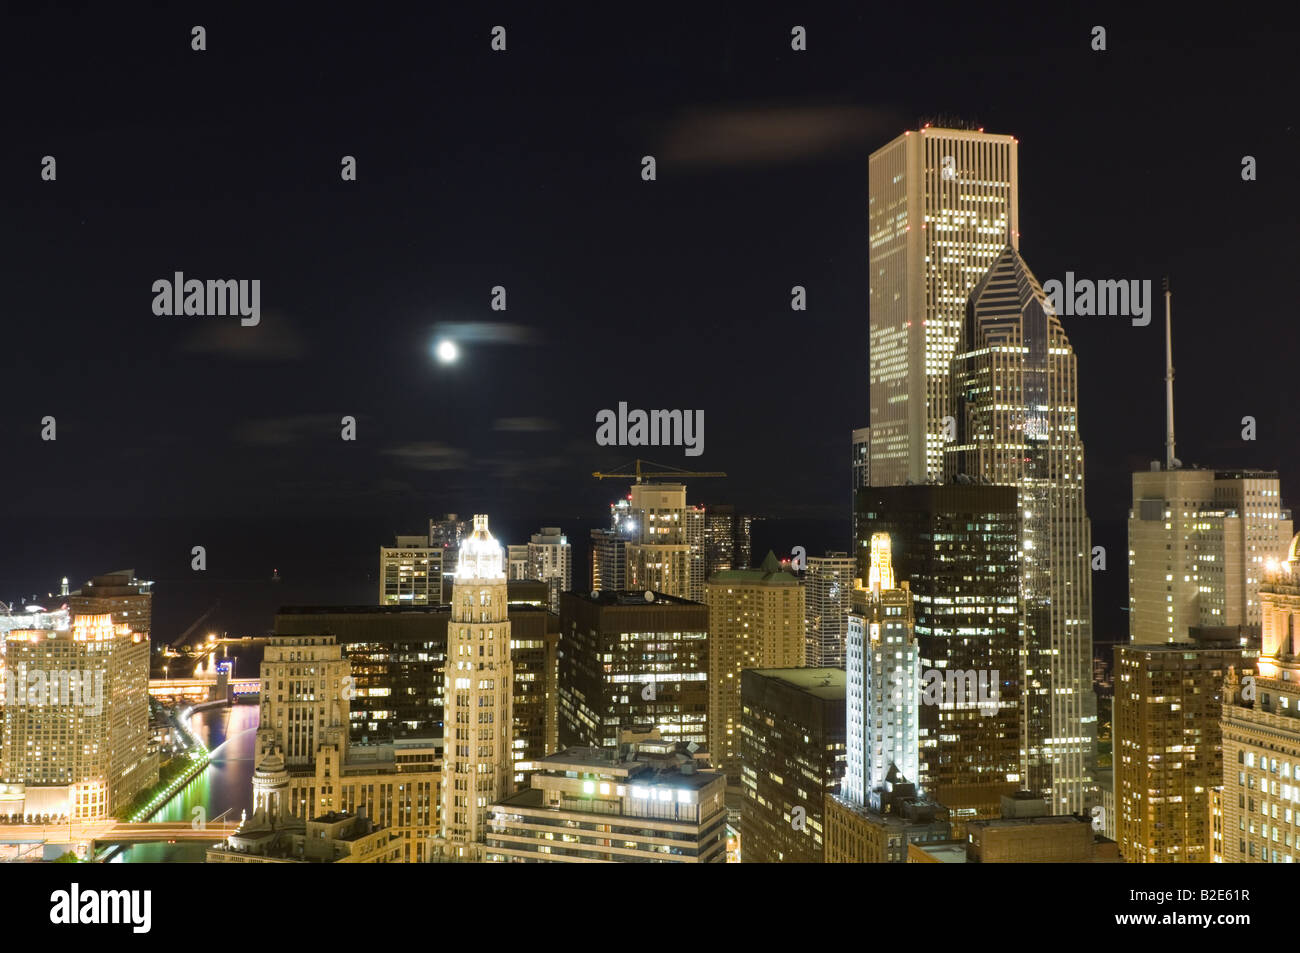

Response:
(947, 244), (1094, 814)
(440, 514), (514, 856)
(868, 125), (1019, 485)
(843, 534), (919, 807)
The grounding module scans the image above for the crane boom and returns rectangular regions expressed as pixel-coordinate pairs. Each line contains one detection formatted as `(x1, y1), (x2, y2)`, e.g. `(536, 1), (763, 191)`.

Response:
(592, 458), (727, 483)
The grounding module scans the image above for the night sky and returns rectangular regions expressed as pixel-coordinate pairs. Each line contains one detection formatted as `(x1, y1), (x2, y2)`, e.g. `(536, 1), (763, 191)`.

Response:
(4, 5), (1298, 642)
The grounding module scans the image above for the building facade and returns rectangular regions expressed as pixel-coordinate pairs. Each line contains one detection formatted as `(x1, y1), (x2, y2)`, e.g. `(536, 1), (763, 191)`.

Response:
(804, 552), (856, 667)
(379, 535), (442, 606)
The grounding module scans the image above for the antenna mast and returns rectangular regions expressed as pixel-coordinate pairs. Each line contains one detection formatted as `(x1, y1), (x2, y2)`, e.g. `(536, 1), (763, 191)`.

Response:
(1164, 277), (1176, 471)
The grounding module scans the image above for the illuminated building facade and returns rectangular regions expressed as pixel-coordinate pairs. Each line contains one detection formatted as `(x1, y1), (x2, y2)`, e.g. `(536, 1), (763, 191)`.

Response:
(68, 570), (153, 638)
(526, 526), (572, 613)
(739, 667), (846, 862)
(705, 552), (805, 782)
(804, 552), (856, 667)
(255, 633), (439, 862)
(868, 125), (1019, 486)
(380, 535), (443, 606)
(853, 485), (1021, 833)
(1113, 633), (1252, 862)
(946, 244), (1095, 814)
(625, 484), (694, 600)
(1218, 539), (1300, 863)
(1129, 469), (1291, 644)
(440, 515), (515, 855)
(557, 590), (708, 751)
(484, 731), (726, 863)
(852, 426), (870, 491)
(0, 614), (155, 820)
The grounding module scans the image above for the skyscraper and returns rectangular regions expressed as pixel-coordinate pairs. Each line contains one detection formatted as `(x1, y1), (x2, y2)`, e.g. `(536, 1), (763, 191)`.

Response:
(852, 426), (870, 491)
(379, 535), (442, 605)
(557, 591), (708, 751)
(1129, 468), (1292, 644)
(804, 552), (856, 667)
(705, 553), (805, 782)
(853, 484), (1021, 831)
(947, 244), (1094, 815)
(868, 125), (1019, 485)
(440, 515), (514, 855)
(0, 613), (155, 820)
(525, 527), (572, 613)
(624, 483), (694, 600)
(68, 570), (153, 638)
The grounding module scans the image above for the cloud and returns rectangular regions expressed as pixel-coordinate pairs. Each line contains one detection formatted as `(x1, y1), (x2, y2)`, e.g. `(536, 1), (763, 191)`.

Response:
(658, 104), (899, 166)
(432, 322), (539, 346)
(382, 442), (469, 471)
(234, 414), (342, 447)
(493, 417), (557, 432)
(180, 310), (306, 361)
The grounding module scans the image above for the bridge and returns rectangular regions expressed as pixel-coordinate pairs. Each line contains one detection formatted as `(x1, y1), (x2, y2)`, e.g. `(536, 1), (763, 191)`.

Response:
(148, 677), (259, 701)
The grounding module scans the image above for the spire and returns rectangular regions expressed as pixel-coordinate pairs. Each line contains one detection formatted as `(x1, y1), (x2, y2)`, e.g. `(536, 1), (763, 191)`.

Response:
(868, 533), (894, 591)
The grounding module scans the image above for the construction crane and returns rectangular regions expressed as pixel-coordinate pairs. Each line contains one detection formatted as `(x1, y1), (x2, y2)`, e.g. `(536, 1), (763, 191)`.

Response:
(592, 458), (727, 483)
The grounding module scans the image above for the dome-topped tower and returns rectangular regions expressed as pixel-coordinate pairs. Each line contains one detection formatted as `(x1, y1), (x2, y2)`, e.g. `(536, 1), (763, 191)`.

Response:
(455, 514), (505, 581)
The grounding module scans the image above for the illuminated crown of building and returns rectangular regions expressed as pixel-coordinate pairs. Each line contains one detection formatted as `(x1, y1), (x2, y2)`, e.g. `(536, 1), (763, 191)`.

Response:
(868, 533), (895, 591)
(455, 514), (505, 580)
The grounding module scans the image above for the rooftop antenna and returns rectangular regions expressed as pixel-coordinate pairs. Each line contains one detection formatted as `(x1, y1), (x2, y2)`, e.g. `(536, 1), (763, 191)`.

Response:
(1164, 277), (1178, 471)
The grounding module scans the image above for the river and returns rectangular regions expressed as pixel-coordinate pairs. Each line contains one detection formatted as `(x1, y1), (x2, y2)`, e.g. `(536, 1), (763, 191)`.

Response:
(108, 702), (260, 863)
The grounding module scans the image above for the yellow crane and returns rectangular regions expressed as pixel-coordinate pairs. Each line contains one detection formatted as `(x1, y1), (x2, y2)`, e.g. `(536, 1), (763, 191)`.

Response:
(592, 458), (727, 484)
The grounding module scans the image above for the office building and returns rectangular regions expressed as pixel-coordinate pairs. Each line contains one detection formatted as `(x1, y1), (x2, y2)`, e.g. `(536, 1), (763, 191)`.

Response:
(804, 552), (856, 667)
(1113, 631), (1252, 863)
(1217, 537), (1300, 863)
(507, 545), (529, 581)
(854, 484), (1021, 830)
(1129, 468), (1291, 644)
(852, 427), (870, 491)
(68, 570), (153, 638)
(943, 243), (1095, 814)
(440, 514), (514, 855)
(558, 590), (708, 751)
(956, 793), (1120, 863)
(276, 588), (557, 779)
(254, 633), (439, 862)
(624, 484), (694, 600)
(868, 125), (1019, 486)
(430, 514), (467, 593)
(485, 729), (726, 862)
(705, 553), (805, 782)
(0, 613), (156, 819)
(739, 667), (846, 862)
(379, 535), (442, 606)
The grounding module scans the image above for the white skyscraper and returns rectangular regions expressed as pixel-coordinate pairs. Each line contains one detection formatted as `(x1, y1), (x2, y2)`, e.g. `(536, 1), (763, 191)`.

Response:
(868, 125), (1019, 485)
(805, 552), (856, 667)
(440, 514), (514, 857)
(843, 534), (919, 807)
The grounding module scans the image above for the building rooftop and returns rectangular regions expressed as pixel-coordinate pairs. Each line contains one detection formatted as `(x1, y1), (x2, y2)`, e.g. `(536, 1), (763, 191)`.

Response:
(708, 551), (801, 586)
(747, 667), (846, 699)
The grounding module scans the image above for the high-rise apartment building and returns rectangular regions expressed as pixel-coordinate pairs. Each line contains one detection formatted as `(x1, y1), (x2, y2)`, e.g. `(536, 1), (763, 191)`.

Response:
(1114, 631), (1252, 863)
(739, 667), (846, 862)
(868, 125), (1019, 485)
(68, 570), (153, 638)
(429, 514), (467, 594)
(1217, 539), (1300, 863)
(946, 244), (1094, 814)
(0, 613), (156, 819)
(705, 553), (805, 782)
(804, 552), (856, 667)
(379, 535), (443, 605)
(507, 545), (529, 581)
(557, 591), (708, 751)
(624, 484), (694, 600)
(1129, 468), (1291, 644)
(853, 484), (1021, 831)
(485, 730), (727, 863)
(526, 527), (572, 613)
(440, 515), (514, 856)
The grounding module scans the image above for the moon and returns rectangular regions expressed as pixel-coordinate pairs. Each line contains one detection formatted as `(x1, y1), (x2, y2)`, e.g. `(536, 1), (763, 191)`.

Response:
(435, 339), (459, 364)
